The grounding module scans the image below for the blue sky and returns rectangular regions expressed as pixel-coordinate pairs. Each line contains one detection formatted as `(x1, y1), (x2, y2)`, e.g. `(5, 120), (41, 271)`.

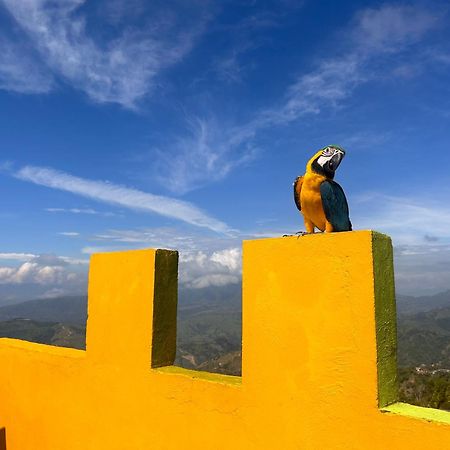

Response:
(0, 0), (450, 303)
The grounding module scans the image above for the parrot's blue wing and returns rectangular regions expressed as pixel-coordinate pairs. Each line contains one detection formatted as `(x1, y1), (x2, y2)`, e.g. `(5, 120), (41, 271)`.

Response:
(320, 180), (352, 232)
(293, 176), (303, 211)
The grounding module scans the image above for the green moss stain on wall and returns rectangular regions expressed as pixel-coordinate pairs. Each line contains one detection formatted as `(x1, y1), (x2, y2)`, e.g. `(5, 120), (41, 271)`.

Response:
(372, 231), (398, 407)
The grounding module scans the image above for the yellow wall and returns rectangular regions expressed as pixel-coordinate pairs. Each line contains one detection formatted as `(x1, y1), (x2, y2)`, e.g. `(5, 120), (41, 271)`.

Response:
(0, 231), (449, 449)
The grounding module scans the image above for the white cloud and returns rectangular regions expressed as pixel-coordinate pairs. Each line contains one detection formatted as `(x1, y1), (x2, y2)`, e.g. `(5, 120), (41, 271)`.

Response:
(394, 244), (450, 296)
(59, 256), (88, 265)
(85, 225), (244, 289)
(215, 4), (440, 131)
(81, 246), (121, 255)
(39, 287), (69, 299)
(46, 207), (118, 217)
(14, 164), (232, 233)
(269, 4), (439, 122)
(353, 5), (437, 54)
(0, 34), (54, 94)
(155, 4), (441, 193)
(275, 55), (363, 121)
(354, 193), (450, 245)
(101, 0), (146, 25)
(0, 252), (37, 261)
(0, 0), (207, 107)
(430, 51), (450, 65)
(350, 192), (450, 295)
(85, 245), (241, 290)
(0, 258), (81, 286)
(188, 273), (240, 289)
(91, 228), (203, 251)
(0, 252), (88, 303)
(58, 232), (80, 237)
(90, 226), (246, 253)
(210, 248), (241, 271)
(0, 251), (88, 265)
(154, 117), (257, 194)
(179, 248), (242, 289)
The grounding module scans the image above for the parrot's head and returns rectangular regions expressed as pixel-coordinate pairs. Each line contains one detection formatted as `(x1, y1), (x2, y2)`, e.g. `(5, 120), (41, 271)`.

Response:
(306, 145), (346, 179)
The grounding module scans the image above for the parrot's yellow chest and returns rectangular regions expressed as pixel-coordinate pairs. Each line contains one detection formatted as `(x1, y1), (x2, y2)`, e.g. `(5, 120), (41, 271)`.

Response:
(300, 173), (327, 231)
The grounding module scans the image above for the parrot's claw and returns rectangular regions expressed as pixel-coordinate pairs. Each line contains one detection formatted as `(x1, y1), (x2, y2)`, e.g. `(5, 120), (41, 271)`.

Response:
(282, 231), (308, 238)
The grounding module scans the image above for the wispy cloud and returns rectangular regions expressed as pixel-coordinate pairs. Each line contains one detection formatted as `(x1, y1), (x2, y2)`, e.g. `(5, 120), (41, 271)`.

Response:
(0, 262), (70, 285)
(0, 253), (88, 303)
(154, 116), (258, 194)
(90, 226), (241, 252)
(58, 232), (80, 237)
(82, 241), (242, 289)
(0, 34), (54, 94)
(81, 246), (121, 255)
(45, 207), (118, 217)
(393, 243), (450, 295)
(0, 0), (209, 107)
(353, 192), (450, 245)
(179, 247), (241, 289)
(353, 5), (438, 54)
(85, 228), (242, 289)
(156, 4), (442, 193)
(265, 188), (450, 295)
(13, 164), (231, 233)
(0, 252), (87, 265)
(0, 252), (37, 261)
(213, 42), (255, 84)
(86, 224), (295, 289)
(211, 10), (284, 84)
(101, 0), (147, 25)
(81, 224), (243, 289)
(265, 4), (439, 123)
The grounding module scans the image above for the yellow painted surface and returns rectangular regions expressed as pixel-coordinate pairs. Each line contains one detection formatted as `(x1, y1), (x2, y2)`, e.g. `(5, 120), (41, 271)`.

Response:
(0, 232), (449, 449)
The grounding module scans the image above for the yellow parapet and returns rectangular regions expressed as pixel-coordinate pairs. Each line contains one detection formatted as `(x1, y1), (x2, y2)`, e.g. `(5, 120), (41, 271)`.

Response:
(0, 231), (449, 449)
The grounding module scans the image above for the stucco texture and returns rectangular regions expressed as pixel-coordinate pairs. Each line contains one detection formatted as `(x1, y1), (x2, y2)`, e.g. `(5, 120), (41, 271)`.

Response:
(0, 232), (449, 449)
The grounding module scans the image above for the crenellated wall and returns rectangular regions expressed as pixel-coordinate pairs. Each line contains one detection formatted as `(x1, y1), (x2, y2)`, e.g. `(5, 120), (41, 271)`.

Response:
(0, 231), (449, 449)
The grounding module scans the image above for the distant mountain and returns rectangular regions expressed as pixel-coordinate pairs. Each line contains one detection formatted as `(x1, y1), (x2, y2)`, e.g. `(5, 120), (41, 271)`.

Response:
(397, 306), (450, 367)
(0, 295), (87, 325)
(175, 284), (242, 370)
(397, 291), (450, 315)
(175, 304), (241, 370)
(197, 351), (242, 376)
(3, 285), (450, 376)
(0, 319), (85, 349)
(3, 286), (449, 324)
(0, 285), (242, 374)
(0, 284), (242, 325)
(3, 284), (450, 409)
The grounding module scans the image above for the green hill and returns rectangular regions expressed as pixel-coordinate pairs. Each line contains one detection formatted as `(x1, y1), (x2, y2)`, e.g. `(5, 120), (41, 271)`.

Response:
(0, 295), (87, 325)
(2, 287), (450, 384)
(397, 291), (450, 315)
(0, 318), (85, 349)
(397, 307), (450, 367)
(0, 285), (242, 374)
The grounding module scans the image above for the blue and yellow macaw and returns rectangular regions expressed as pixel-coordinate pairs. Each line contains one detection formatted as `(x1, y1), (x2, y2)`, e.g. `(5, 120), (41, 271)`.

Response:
(293, 145), (352, 233)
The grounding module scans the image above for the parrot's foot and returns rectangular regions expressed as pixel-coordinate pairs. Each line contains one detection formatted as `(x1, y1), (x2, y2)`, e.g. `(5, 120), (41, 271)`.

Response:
(283, 231), (308, 238)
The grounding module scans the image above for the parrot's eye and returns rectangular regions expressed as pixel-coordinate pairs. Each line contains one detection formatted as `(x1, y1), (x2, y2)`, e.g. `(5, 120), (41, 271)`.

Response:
(322, 147), (333, 157)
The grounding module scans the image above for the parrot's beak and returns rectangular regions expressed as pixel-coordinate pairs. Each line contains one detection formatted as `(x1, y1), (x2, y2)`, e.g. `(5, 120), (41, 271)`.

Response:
(327, 151), (344, 173)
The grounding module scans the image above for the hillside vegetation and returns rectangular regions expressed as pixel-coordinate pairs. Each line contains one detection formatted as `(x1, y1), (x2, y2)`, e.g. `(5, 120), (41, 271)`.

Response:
(1, 288), (450, 408)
